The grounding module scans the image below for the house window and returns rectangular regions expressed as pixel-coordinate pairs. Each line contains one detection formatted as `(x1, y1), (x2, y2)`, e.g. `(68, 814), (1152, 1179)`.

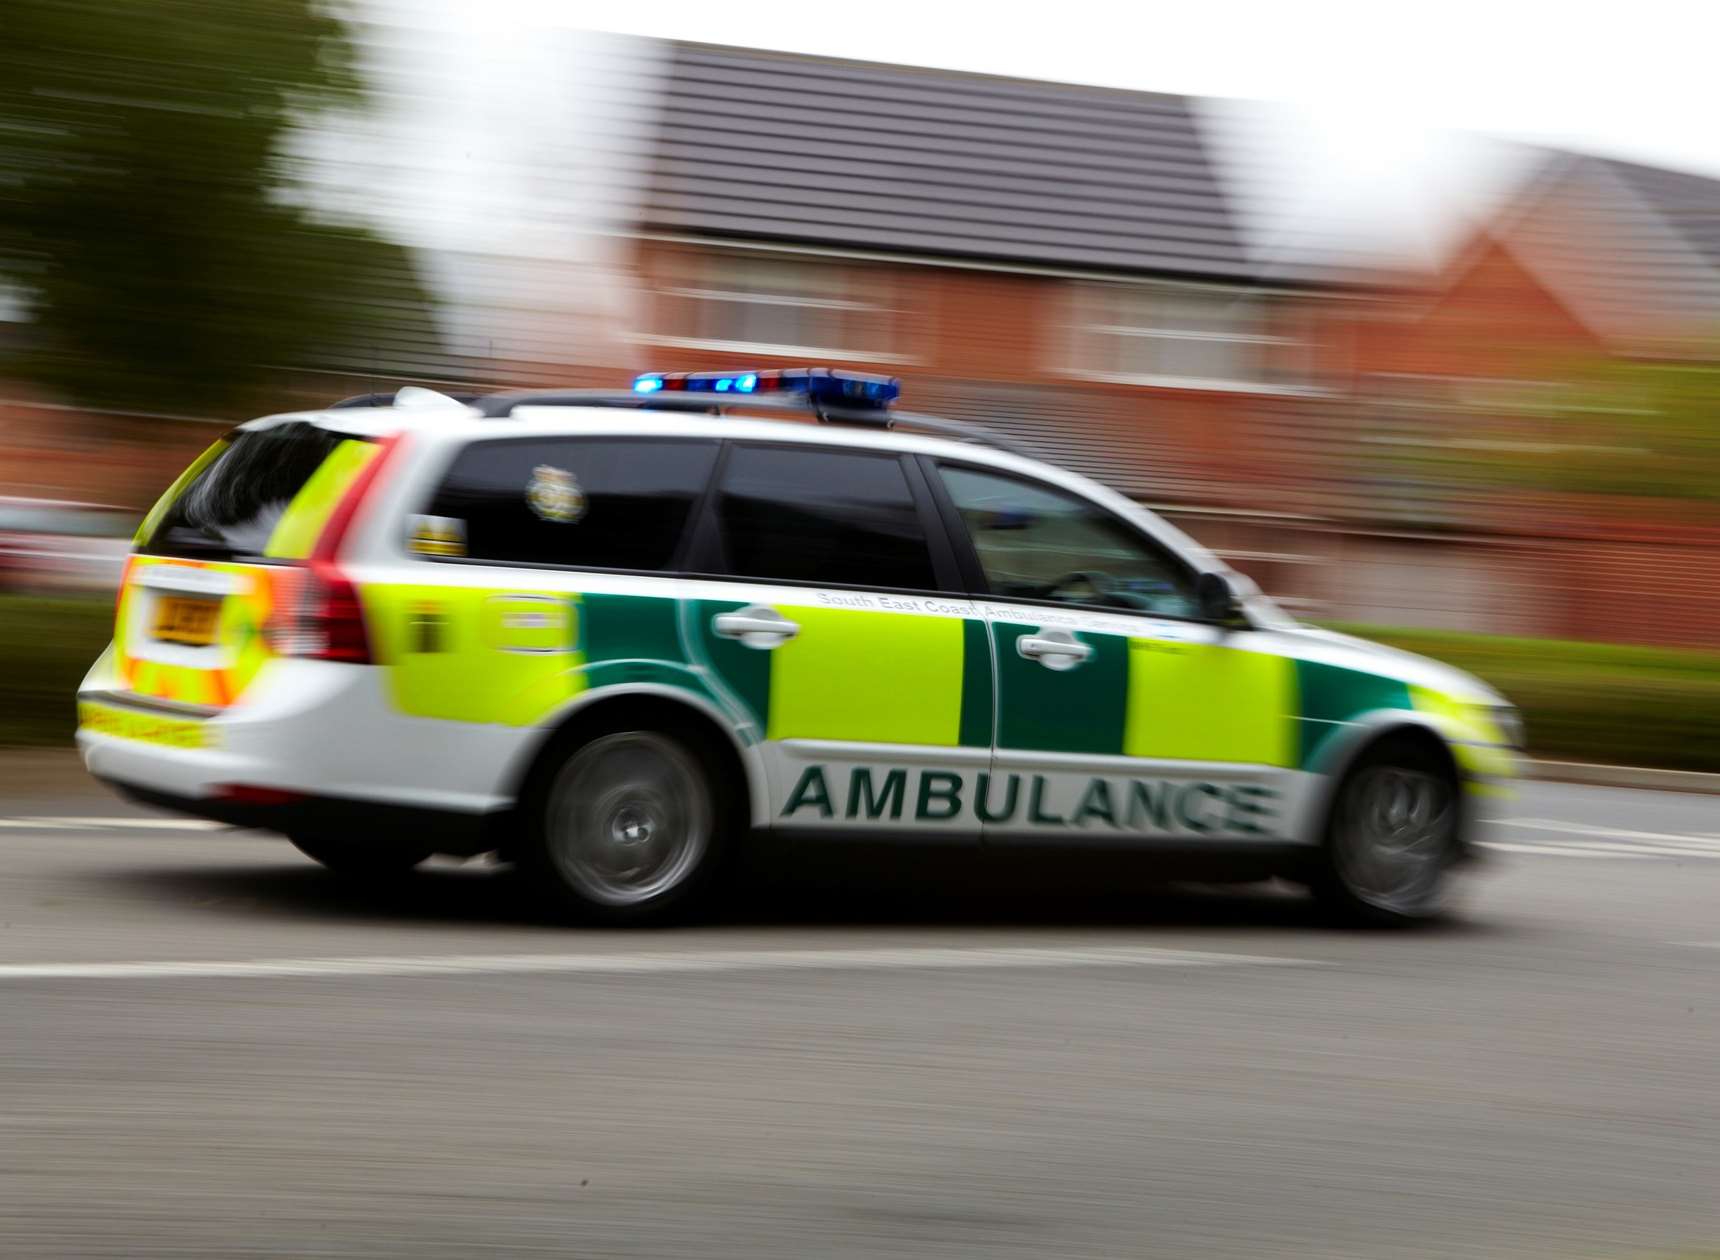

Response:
(647, 253), (895, 360)
(1070, 284), (1308, 390)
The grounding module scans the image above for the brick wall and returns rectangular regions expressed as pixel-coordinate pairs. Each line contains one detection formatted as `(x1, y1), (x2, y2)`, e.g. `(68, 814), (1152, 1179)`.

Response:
(628, 239), (1354, 508)
(1353, 232), (1607, 381)
(1165, 509), (1720, 650)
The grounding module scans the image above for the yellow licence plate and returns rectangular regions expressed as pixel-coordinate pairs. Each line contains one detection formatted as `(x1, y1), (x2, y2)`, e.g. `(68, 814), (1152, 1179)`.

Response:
(152, 595), (221, 646)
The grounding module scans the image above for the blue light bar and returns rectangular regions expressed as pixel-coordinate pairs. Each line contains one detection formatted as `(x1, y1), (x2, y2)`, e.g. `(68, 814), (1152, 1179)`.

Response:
(630, 367), (900, 409)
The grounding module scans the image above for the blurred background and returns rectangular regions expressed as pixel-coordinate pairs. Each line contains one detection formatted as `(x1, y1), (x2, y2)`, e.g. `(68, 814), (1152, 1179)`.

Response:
(5, 12), (1720, 1260)
(3, 0), (1718, 767)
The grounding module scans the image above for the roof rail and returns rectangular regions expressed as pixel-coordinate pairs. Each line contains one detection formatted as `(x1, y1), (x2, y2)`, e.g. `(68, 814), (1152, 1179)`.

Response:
(470, 389), (1034, 459)
(328, 389), (481, 410)
(328, 391), (401, 409)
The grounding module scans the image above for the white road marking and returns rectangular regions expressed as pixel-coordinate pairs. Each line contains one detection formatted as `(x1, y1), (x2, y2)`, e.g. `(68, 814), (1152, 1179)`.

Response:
(1486, 839), (1720, 859)
(1482, 819), (1720, 859)
(1573, 843), (1720, 859)
(1490, 839), (1720, 859)
(1504, 819), (1720, 848)
(1481, 841), (1644, 859)
(0, 945), (1325, 983)
(10, 816), (1718, 862)
(0, 816), (228, 831)
(42, 816), (229, 830)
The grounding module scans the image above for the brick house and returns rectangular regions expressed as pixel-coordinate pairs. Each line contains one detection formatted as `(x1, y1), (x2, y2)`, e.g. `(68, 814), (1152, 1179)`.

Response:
(1356, 147), (1720, 406)
(615, 42), (1360, 521)
(1344, 148), (1720, 645)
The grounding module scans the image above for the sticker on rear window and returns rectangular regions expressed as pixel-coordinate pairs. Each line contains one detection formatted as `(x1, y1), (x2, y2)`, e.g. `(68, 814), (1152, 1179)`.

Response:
(526, 465), (585, 524)
(407, 514), (467, 557)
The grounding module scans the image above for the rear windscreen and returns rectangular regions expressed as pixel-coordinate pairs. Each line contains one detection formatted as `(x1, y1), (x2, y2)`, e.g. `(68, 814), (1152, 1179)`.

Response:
(139, 422), (365, 561)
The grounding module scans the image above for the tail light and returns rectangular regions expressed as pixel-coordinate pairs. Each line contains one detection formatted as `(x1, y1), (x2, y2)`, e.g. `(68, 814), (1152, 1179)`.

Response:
(265, 431), (405, 665)
(266, 561), (373, 663)
(306, 560), (373, 663)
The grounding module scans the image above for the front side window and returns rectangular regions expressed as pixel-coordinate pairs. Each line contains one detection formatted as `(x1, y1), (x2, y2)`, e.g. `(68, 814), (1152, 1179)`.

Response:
(939, 465), (1199, 618)
(423, 438), (719, 570)
(713, 446), (937, 591)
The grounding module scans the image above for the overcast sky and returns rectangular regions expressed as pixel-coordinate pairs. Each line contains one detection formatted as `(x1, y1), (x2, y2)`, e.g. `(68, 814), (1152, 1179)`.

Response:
(340, 0), (1720, 282)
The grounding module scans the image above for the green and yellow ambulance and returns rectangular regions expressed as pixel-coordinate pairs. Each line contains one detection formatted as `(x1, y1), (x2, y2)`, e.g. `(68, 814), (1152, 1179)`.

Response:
(77, 370), (1520, 923)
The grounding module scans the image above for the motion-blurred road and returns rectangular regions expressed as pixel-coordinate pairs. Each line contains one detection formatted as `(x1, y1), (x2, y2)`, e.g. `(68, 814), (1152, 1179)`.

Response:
(2, 771), (1717, 1259)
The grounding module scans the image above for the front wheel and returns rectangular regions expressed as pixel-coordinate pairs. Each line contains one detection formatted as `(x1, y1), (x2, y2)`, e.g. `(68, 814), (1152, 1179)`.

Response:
(522, 729), (723, 924)
(1311, 736), (1462, 926)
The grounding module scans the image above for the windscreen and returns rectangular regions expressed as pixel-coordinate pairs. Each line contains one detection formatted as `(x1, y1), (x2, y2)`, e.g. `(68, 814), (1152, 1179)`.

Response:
(138, 422), (369, 561)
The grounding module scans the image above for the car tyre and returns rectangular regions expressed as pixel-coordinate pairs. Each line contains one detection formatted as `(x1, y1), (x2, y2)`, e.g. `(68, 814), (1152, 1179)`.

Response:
(289, 833), (432, 878)
(1310, 733), (1462, 927)
(520, 727), (727, 925)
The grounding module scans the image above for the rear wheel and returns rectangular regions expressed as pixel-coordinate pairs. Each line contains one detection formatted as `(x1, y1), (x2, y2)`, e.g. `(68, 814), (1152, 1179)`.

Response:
(1311, 734), (1461, 926)
(289, 834), (431, 878)
(522, 728), (724, 924)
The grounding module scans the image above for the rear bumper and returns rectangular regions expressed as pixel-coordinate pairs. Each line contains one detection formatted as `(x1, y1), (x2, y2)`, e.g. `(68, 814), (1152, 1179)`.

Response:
(98, 777), (505, 857)
(77, 655), (526, 816)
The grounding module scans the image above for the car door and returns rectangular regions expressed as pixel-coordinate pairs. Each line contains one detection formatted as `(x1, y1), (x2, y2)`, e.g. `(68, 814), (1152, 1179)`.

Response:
(685, 441), (993, 839)
(927, 460), (1301, 845)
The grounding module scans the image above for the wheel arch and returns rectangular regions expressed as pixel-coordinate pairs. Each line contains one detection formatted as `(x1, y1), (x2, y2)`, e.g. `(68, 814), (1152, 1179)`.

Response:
(500, 684), (767, 834)
(1291, 710), (1468, 848)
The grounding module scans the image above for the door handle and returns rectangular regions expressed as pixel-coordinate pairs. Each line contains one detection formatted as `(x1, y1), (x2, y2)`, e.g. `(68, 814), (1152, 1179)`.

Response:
(712, 607), (800, 648)
(1017, 632), (1093, 670)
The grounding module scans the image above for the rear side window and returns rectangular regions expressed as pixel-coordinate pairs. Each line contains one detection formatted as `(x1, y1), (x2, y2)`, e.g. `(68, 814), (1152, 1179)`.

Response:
(140, 422), (365, 561)
(712, 445), (938, 591)
(423, 437), (719, 571)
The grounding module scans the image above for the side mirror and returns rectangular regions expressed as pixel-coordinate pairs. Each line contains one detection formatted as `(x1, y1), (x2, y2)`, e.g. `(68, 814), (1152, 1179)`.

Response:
(1197, 571), (1246, 626)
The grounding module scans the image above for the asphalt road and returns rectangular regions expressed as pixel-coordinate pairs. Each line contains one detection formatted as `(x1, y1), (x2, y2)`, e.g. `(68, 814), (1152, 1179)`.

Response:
(2, 769), (1717, 1259)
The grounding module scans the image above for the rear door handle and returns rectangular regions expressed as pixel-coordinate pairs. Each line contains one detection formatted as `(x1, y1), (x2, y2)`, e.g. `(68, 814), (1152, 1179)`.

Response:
(1018, 632), (1092, 671)
(712, 607), (800, 648)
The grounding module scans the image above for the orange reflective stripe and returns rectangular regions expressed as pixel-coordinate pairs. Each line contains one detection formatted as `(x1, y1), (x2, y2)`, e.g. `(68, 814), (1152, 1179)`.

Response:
(192, 667), (220, 706)
(114, 555), (284, 709)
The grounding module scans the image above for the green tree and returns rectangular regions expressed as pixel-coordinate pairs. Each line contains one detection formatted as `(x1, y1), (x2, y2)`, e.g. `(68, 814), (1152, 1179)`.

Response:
(0, 0), (438, 415)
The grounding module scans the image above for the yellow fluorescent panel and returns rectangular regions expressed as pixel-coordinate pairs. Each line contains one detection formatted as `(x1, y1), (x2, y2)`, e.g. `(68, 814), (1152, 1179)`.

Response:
(1124, 640), (1296, 766)
(766, 606), (964, 745)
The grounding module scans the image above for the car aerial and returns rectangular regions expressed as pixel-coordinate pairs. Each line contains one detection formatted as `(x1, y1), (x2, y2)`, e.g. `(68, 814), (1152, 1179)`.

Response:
(75, 370), (1521, 924)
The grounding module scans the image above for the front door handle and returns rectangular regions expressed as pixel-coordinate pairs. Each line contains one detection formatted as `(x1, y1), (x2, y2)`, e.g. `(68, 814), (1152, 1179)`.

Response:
(712, 606), (800, 649)
(1018, 631), (1093, 671)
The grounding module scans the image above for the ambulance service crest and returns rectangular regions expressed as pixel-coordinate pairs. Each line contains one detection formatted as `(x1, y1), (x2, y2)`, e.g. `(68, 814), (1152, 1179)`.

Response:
(526, 465), (585, 523)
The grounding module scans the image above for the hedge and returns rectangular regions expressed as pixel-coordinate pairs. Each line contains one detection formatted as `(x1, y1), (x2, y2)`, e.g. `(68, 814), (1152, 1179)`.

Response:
(0, 596), (114, 747)
(1329, 624), (1720, 774)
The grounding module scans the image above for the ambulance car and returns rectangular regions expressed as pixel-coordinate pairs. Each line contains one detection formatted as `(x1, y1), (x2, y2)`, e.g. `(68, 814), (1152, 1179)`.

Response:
(77, 370), (1520, 923)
